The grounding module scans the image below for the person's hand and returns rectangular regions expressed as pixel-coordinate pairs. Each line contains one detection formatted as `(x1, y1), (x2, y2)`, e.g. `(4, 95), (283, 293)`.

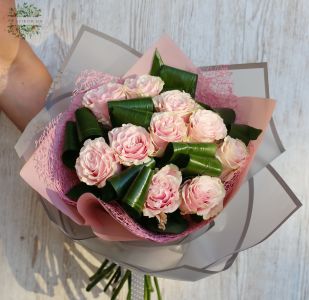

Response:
(0, 0), (52, 131)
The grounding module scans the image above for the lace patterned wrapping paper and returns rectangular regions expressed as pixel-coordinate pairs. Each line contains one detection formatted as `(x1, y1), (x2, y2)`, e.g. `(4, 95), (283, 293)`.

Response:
(15, 27), (301, 280)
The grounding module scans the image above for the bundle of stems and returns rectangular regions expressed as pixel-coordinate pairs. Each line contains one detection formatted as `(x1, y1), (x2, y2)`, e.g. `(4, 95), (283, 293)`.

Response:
(87, 259), (162, 300)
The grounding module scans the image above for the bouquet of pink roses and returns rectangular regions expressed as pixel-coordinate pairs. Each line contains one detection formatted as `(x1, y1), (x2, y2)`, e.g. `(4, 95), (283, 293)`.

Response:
(58, 49), (262, 241)
(17, 27), (300, 299)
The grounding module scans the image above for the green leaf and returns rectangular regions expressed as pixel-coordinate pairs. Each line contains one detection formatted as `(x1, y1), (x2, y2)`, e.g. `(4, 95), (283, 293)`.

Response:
(66, 160), (156, 203)
(66, 182), (102, 201)
(99, 123), (111, 142)
(121, 166), (154, 218)
(181, 154), (223, 177)
(161, 142), (217, 165)
(102, 159), (155, 200)
(150, 49), (164, 76)
(109, 106), (153, 129)
(75, 107), (103, 143)
(140, 210), (188, 234)
(191, 214), (204, 223)
(159, 65), (198, 97)
(108, 97), (154, 113)
(61, 121), (80, 169)
(229, 124), (262, 145)
(159, 142), (222, 177)
(214, 108), (236, 126)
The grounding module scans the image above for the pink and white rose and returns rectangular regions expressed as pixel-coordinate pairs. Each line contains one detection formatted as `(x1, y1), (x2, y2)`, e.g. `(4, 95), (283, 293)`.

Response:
(150, 112), (188, 156)
(216, 136), (248, 170)
(124, 74), (164, 98)
(153, 90), (197, 121)
(143, 164), (182, 229)
(75, 137), (120, 188)
(108, 124), (154, 166)
(180, 176), (226, 220)
(189, 109), (227, 142)
(82, 82), (126, 125)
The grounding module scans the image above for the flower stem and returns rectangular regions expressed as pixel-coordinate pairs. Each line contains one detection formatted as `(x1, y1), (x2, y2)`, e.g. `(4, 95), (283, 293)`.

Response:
(89, 259), (109, 281)
(126, 271), (132, 300)
(86, 263), (116, 292)
(154, 277), (162, 300)
(104, 266), (121, 292)
(145, 275), (154, 292)
(111, 270), (131, 300)
(144, 275), (151, 300)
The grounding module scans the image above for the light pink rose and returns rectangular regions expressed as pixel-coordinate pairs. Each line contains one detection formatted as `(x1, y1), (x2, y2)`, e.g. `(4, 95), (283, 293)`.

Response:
(216, 136), (248, 170)
(82, 82), (126, 125)
(108, 124), (155, 166)
(180, 176), (226, 220)
(153, 90), (197, 121)
(75, 137), (120, 188)
(124, 74), (164, 98)
(150, 112), (188, 156)
(143, 165), (182, 227)
(189, 109), (227, 142)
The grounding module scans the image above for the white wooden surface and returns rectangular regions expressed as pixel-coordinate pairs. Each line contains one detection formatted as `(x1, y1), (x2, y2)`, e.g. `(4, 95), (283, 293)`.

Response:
(0, 0), (308, 299)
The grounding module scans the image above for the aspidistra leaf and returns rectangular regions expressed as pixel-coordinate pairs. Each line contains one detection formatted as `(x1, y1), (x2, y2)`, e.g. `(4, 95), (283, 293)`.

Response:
(62, 121), (80, 169)
(161, 142), (217, 165)
(121, 166), (154, 218)
(108, 97), (154, 113)
(109, 106), (153, 129)
(229, 124), (262, 145)
(104, 158), (155, 199)
(75, 107), (103, 143)
(66, 182), (103, 201)
(66, 160), (156, 203)
(181, 154), (222, 177)
(159, 65), (198, 97)
(214, 108), (236, 126)
(150, 49), (164, 76)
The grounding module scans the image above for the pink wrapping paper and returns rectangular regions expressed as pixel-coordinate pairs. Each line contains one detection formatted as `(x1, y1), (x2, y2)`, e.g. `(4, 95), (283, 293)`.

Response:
(20, 36), (276, 243)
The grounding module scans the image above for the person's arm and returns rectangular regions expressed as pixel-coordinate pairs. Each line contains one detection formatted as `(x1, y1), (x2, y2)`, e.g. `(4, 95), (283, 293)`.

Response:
(0, 0), (52, 131)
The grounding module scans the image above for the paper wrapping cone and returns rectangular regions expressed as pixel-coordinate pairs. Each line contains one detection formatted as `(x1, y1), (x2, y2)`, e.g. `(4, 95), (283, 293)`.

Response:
(15, 26), (301, 280)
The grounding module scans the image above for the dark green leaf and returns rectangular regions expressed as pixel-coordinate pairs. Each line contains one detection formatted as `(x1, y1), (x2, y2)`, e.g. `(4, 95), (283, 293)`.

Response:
(214, 108), (236, 126)
(121, 166), (154, 218)
(99, 123), (111, 143)
(181, 154), (222, 177)
(109, 106), (153, 129)
(75, 107), (103, 143)
(159, 65), (198, 97)
(62, 121), (80, 169)
(66, 160), (156, 203)
(108, 97), (154, 113)
(191, 214), (204, 223)
(104, 159), (155, 200)
(150, 49), (164, 76)
(160, 142), (217, 165)
(66, 182), (102, 201)
(140, 210), (188, 234)
(229, 124), (262, 145)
